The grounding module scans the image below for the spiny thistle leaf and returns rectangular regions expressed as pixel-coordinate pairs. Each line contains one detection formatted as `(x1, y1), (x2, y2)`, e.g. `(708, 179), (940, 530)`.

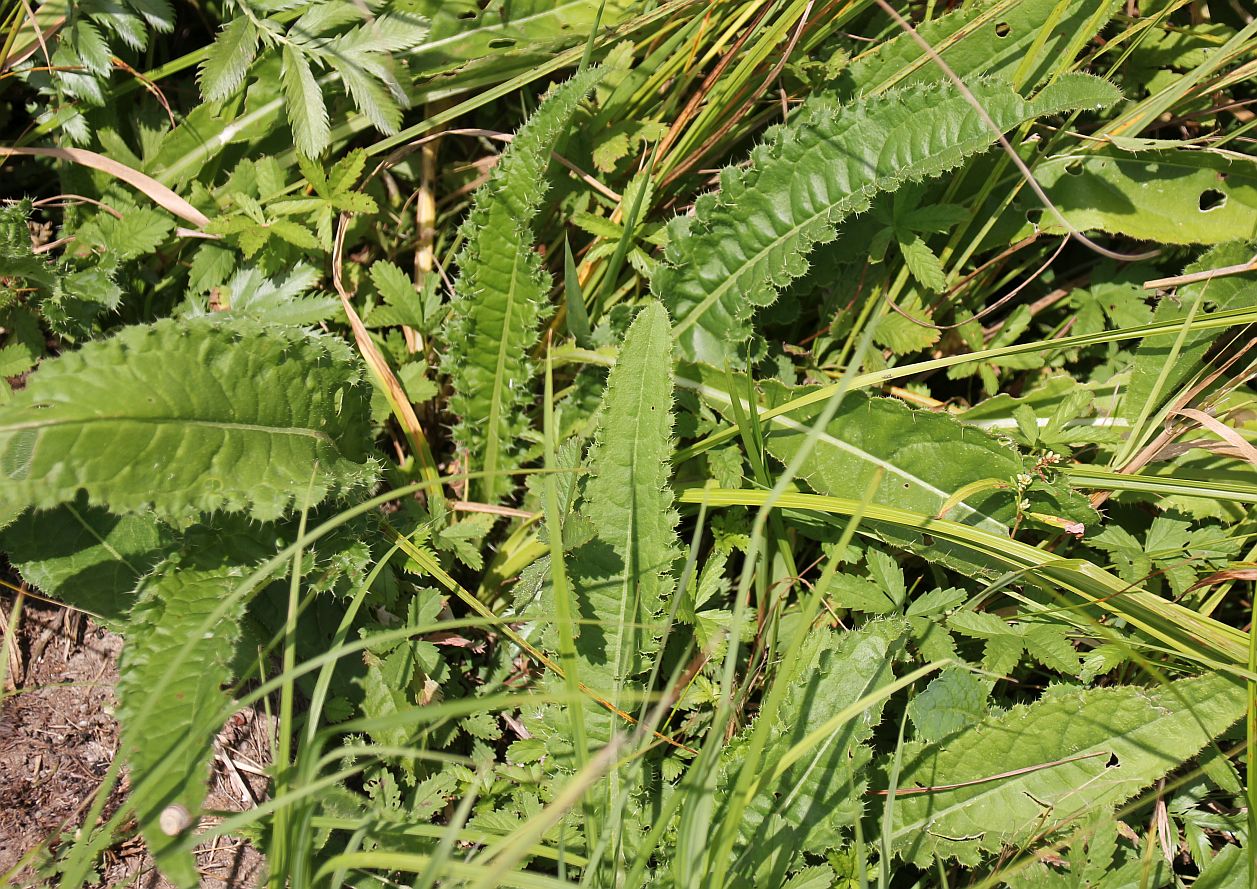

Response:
(533, 301), (680, 758)
(444, 68), (601, 501)
(652, 74), (1122, 365)
(0, 317), (378, 522)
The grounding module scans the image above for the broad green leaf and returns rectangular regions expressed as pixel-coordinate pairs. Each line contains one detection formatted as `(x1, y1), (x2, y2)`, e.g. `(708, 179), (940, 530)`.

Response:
(444, 68), (600, 501)
(883, 673), (1245, 866)
(715, 619), (907, 886)
(0, 317), (377, 522)
(2, 498), (174, 623)
(408, 0), (634, 80)
(696, 373), (1092, 536)
(653, 75), (1122, 364)
(1019, 147), (1257, 245)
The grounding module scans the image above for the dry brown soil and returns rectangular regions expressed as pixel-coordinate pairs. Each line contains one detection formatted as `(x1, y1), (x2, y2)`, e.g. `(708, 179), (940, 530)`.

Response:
(1, 594), (267, 887)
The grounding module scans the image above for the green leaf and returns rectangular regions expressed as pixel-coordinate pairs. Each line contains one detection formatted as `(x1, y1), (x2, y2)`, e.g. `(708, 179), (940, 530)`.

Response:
(845, 0), (1120, 96)
(281, 43), (330, 157)
(906, 667), (991, 742)
(716, 619), (907, 885)
(444, 69), (600, 501)
(653, 75), (1122, 364)
(566, 301), (679, 736)
(2, 498), (174, 624)
(883, 673), (1246, 866)
(1123, 242), (1257, 426)
(117, 551), (256, 887)
(899, 235), (949, 293)
(1020, 147), (1257, 244)
(698, 374), (1092, 537)
(0, 317), (377, 522)
(198, 16), (259, 102)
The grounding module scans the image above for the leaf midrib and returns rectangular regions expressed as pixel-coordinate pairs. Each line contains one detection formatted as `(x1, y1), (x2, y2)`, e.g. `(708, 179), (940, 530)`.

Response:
(0, 413), (336, 444)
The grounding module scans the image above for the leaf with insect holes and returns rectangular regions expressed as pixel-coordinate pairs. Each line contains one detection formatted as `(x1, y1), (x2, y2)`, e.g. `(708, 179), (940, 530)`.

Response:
(881, 673), (1245, 867)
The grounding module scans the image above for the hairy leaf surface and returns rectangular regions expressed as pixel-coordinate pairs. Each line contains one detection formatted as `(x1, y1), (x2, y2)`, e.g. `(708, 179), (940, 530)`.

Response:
(116, 555), (253, 887)
(3, 498), (174, 623)
(0, 317), (377, 522)
(652, 75), (1121, 364)
(445, 69), (599, 501)
(883, 673), (1245, 866)
(566, 301), (679, 742)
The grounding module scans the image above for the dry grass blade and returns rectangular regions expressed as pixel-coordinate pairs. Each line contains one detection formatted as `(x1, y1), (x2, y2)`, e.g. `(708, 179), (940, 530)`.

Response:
(0, 146), (209, 228)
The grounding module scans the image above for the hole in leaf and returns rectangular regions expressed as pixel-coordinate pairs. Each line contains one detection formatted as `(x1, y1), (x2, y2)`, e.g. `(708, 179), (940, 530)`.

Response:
(1064, 159), (1084, 176)
(1199, 189), (1226, 212)
(1106, 753), (1120, 768)
(1025, 208), (1043, 227)
(487, 37), (516, 49)
(995, 22), (1012, 37)
(458, 10), (476, 19)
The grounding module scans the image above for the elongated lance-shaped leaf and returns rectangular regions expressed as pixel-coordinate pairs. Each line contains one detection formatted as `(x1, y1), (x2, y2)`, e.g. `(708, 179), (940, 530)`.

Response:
(651, 74), (1122, 365)
(577, 300), (679, 695)
(714, 620), (906, 887)
(881, 672), (1246, 867)
(535, 302), (681, 761)
(0, 317), (378, 523)
(116, 548), (259, 887)
(444, 68), (600, 502)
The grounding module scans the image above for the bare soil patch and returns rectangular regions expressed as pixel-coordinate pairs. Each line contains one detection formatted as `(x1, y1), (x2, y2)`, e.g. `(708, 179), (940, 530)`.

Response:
(1, 594), (268, 887)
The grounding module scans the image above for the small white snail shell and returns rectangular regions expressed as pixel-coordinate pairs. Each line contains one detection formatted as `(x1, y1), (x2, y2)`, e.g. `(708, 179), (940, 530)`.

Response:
(159, 804), (195, 836)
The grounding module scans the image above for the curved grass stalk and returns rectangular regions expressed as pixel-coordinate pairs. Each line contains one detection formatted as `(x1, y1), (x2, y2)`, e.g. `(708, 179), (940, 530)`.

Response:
(678, 487), (1250, 667)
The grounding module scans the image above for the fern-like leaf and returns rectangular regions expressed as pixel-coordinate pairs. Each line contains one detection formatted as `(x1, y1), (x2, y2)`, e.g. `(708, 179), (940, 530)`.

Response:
(652, 74), (1121, 364)
(281, 43), (330, 157)
(444, 68), (600, 501)
(198, 16), (259, 102)
(883, 673), (1245, 867)
(0, 317), (377, 522)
